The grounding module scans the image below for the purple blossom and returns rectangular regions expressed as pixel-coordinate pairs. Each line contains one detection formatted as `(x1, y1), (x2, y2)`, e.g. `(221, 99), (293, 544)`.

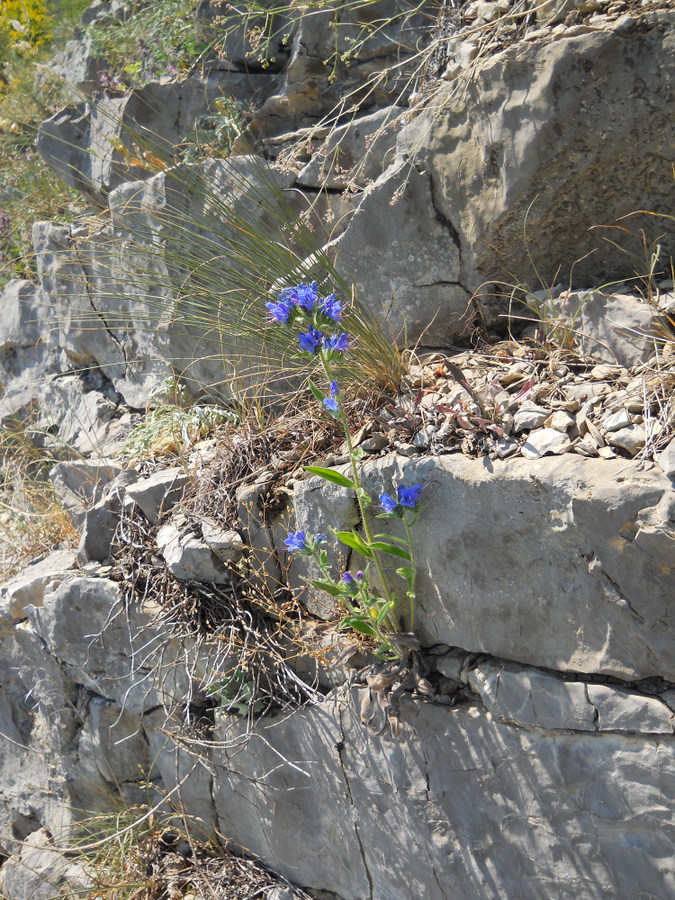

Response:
(279, 281), (319, 311)
(379, 493), (397, 515)
(298, 326), (324, 354)
(323, 379), (339, 413)
(284, 530), (306, 552)
(341, 572), (354, 584)
(320, 294), (342, 322)
(380, 484), (423, 515)
(397, 484), (422, 508)
(322, 333), (350, 355)
(265, 298), (293, 324)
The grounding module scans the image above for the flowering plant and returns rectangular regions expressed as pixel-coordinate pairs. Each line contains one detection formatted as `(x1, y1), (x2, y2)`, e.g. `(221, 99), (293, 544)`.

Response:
(270, 282), (423, 659)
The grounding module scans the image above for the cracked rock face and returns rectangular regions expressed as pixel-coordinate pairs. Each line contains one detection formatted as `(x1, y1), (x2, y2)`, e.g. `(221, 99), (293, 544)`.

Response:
(399, 10), (675, 292)
(212, 686), (675, 900)
(327, 164), (470, 347)
(294, 453), (675, 682)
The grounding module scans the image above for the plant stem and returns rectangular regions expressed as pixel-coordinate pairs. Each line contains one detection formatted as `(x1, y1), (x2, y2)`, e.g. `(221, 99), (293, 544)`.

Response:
(403, 513), (416, 632)
(320, 355), (400, 634)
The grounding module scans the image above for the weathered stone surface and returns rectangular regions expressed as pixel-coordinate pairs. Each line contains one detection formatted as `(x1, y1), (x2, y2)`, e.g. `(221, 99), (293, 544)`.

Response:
(0, 280), (59, 424)
(201, 520), (245, 563)
(212, 686), (675, 900)
(157, 521), (232, 583)
(327, 164), (470, 347)
(572, 291), (658, 367)
(50, 458), (123, 527)
(0, 828), (90, 900)
(520, 427), (571, 458)
(126, 467), (189, 525)
(468, 661), (596, 732)
(25, 576), (190, 713)
(513, 402), (549, 432)
(587, 684), (675, 734)
(297, 107), (400, 189)
(294, 454), (675, 680)
(607, 424), (646, 455)
(255, 1), (428, 136)
(656, 436), (675, 479)
(38, 370), (121, 452)
(38, 78), (275, 203)
(144, 708), (218, 839)
(398, 12), (675, 293)
(468, 659), (673, 734)
(0, 550), (77, 626)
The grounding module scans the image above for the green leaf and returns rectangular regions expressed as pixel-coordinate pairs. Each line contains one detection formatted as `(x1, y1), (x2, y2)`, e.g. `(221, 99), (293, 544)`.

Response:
(368, 541), (412, 561)
(308, 377), (325, 404)
(305, 466), (356, 489)
(396, 566), (415, 582)
(310, 579), (344, 597)
(373, 532), (409, 546)
(352, 447), (365, 460)
(355, 486), (372, 505)
(334, 530), (373, 558)
(347, 619), (378, 637)
(375, 601), (395, 626)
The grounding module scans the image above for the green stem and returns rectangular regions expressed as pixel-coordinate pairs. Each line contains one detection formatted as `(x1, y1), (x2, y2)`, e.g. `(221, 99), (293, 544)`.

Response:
(403, 513), (416, 632)
(319, 355), (400, 635)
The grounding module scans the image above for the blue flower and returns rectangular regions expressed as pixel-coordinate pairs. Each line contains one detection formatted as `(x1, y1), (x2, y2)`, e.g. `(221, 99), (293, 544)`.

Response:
(265, 299), (293, 324)
(298, 327), (324, 354)
(380, 484), (423, 515)
(379, 492), (397, 515)
(280, 281), (319, 311)
(320, 294), (342, 322)
(322, 379), (339, 413)
(341, 572), (354, 584)
(322, 333), (350, 354)
(284, 530), (306, 552)
(397, 484), (422, 508)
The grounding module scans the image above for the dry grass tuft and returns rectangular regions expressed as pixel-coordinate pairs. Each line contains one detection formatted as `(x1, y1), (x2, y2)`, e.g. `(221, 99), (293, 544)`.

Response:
(0, 419), (79, 581)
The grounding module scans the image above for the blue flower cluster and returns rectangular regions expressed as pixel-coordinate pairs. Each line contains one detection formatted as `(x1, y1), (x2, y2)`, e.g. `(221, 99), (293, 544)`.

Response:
(284, 530), (326, 553)
(379, 483), (422, 515)
(266, 281), (350, 359)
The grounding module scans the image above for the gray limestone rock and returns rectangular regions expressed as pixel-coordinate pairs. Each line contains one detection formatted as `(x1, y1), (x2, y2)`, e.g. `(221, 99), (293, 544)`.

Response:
(200, 520), (245, 563)
(398, 12), (675, 294)
(587, 684), (675, 734)
(211, 686), (675, 900)
(573, 292), (658, 368)
(293, 453), (675, 681)
(297, 107), (400, 189)
(520, 427), (571, 458)
(156, 521), (232, 583)
(656, 436), (675, 479)
(513, 403), (549, 433)
(327, 163), (470, 347)
(468, 659), (673, 734)
(468, 661), (597, 732)
(0, 280), (60, 424)
(50, 457), (123, 527)
(125, 467), (190, 525)
(0, 550), (77, 626)
(0, 828), (90, 900)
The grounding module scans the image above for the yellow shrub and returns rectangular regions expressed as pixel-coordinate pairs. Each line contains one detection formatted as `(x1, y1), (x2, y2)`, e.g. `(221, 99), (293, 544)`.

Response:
(0, 0), (53, 49)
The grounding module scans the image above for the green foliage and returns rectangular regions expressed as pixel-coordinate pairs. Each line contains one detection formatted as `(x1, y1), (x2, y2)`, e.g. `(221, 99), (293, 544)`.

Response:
(0, 0), (90, 287)
(179, 96), (249, 163)
(119, 379), (238, 462)
(86, 0), (212, 86)
(206, 668), (264, 716)
(0, 416), (79, 581)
